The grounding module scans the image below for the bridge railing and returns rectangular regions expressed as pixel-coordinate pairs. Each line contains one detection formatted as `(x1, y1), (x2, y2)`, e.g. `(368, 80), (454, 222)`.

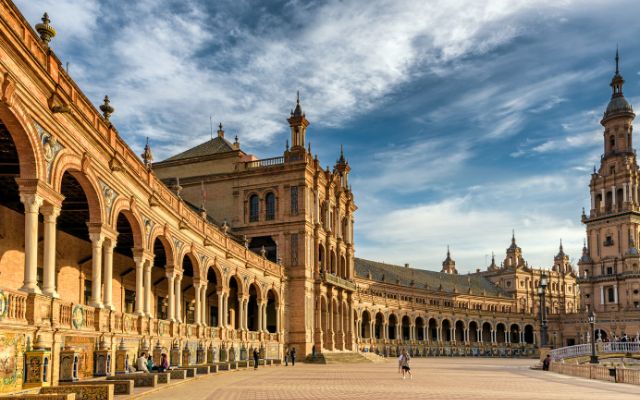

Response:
(551, 341), (640, 361)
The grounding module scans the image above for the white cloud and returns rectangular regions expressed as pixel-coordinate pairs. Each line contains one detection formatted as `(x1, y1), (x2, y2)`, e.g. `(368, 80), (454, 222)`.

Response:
(356, 193), (585, 273)
(16, 0), (573, 159)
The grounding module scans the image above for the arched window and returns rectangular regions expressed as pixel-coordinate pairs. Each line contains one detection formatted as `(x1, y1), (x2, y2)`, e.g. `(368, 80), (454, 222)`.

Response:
(610, 135), (615, 150)
(249, 194), (259, 222)
(265, 192), (276, 220)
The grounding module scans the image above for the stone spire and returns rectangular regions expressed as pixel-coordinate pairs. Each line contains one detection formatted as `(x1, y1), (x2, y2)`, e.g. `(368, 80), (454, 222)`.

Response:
(602, 48), (634, 123)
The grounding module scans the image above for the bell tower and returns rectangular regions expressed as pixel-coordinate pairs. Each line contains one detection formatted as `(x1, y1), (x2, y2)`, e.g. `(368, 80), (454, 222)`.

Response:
(581, 49), (640, 314)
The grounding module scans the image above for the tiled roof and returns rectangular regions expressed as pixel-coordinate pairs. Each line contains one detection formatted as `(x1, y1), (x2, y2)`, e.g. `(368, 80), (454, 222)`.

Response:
(163, 136), (236, 162)
(354, 258), (507, 297)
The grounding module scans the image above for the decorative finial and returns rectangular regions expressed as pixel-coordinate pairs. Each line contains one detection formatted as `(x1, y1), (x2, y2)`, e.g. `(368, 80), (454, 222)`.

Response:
(615, 45), (620, 75)
(511, 229), (516, 244)
(173, 177), (183, 198)
(141, 137), (153, 169)
(217, 122), (224, 138)
(447, 245), (450, 257)
(308, 142), (311, 154)
(234, 135), (239, 144)
(99, 95), (114, 121)
(296, 90), (300, 104)
(285, 140), (289, 151)
(35, 13), (56, 44)
(559, 238), (563, 252)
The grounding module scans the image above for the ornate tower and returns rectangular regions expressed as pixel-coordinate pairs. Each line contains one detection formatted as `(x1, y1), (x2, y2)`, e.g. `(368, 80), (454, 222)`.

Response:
(441, 247), (458, 274)
(287, 92), (309, 151)
(581, 50), (640, 316)
(503, 231), (524, 269)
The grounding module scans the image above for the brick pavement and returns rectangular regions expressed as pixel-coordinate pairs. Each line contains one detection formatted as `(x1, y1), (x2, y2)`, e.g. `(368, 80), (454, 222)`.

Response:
(138, 358), (640, 400)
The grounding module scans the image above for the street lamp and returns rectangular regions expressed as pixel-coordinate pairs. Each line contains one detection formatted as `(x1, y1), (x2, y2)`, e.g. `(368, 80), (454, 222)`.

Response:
(538, 272), (548, 346)
(588, 310), (599, 364)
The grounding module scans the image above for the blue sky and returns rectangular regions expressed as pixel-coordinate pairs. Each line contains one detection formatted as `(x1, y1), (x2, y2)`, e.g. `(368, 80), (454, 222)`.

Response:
(16, 0), (640, 272)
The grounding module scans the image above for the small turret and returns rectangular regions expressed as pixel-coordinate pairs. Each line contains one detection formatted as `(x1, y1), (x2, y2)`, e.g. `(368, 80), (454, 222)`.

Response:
(441, 246), (458, 275)
(287, 91), (310, 151)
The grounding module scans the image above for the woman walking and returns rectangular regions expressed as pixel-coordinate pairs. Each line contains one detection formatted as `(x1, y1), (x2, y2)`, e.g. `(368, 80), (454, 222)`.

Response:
(400, 349), (412, 380)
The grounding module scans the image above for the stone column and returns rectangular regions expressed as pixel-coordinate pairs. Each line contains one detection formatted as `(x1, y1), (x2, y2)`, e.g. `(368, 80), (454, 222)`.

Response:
(88, 232), (104, 308)
(200, 284), (208, 325)
(217, 292), (224, 327)
(134, 256), (145, 315)
(19, 193), (42, 294)
(276, 302), (281, 332)
(238, 296), (246, 330)
(257, 301), (264, 332)
(166, 272), (176, 321)
(102, 238), (115, 310)
(144, 261), (152, 317)
(223, 293), (229, 327)
(175, 274), (183, 323)
(193, 281), (202, 325)
(41, 204), (60, 298)
(244, 298), (250, 330)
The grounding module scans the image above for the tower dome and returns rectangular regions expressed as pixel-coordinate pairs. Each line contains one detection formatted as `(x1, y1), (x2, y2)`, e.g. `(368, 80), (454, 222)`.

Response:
(602, 49), (635, 123)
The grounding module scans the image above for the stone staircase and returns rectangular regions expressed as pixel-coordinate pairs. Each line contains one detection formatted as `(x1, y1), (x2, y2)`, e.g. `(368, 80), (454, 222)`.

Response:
(305, 351), (387, 364)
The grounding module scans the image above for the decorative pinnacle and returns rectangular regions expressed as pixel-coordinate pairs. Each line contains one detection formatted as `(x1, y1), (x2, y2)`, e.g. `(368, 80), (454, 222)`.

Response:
(615, 46), (620, 75)
(141, 137), (153, 168)
(35, 13), (56, 44)
(99, 95), (114, 120)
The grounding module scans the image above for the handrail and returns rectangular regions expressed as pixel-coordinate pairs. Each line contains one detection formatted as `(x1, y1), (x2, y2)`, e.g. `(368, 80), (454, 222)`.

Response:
(245, 156), (285, 169)
(551, 341), (640, 361)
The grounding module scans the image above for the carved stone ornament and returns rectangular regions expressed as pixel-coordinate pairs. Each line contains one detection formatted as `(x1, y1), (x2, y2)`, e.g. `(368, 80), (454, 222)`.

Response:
(99, 179), (118, 218)
(173, 238), (184, 255)
(143, 215), (155, 243)
(35, 121), (63, 183)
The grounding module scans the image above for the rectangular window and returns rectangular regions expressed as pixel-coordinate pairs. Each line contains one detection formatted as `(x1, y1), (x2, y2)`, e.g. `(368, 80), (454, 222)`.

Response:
(290, 233), (298, 265)
(157, 296), (167, 320)
(607, 266), (613, 275)
(84, 279), (92, 305)
(186, 301), (195, 324)
(124, 289), (136, 314)
(607, 287), (615, 303)
(290, 186), (299, 215)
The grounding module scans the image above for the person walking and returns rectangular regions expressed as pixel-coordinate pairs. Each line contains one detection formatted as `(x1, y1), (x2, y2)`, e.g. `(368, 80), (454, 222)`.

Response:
(400, 349), (412, 380)
(253, 348), (259, 369)
(290, 348), (297, 366)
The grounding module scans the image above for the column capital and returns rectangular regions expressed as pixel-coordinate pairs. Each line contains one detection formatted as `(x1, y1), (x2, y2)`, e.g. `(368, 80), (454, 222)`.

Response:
(40, 203), (61, 219)
(19, 192), (43, 213)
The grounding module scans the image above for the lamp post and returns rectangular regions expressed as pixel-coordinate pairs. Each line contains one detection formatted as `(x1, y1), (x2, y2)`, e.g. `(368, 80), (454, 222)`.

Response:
(538, 272), (548, 346)
(588, 310), (599, 364)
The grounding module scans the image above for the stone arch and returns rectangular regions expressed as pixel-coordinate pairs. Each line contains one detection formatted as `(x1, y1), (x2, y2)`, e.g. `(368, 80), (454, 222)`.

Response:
(361, 309), (372, 339)
(0, 102), (43, 180)
(454, 320), (465, 342)
(482, 321), (492, 343)
(468, 320), (479, 342)
(524, 324), (534, 344)
(227, 273), (245, 296)
(111, 203), (145, 250)
(203, 260), (224, 290)
(50, 152), (104, 224)
(148, 229), (175, 267)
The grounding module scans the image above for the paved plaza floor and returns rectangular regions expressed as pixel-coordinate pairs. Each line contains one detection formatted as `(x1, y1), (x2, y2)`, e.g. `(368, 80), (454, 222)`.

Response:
(139, 358), (640, 400)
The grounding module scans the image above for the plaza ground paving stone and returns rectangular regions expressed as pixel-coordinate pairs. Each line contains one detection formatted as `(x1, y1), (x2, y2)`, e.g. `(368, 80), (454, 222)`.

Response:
(138, 358), (640, 400)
